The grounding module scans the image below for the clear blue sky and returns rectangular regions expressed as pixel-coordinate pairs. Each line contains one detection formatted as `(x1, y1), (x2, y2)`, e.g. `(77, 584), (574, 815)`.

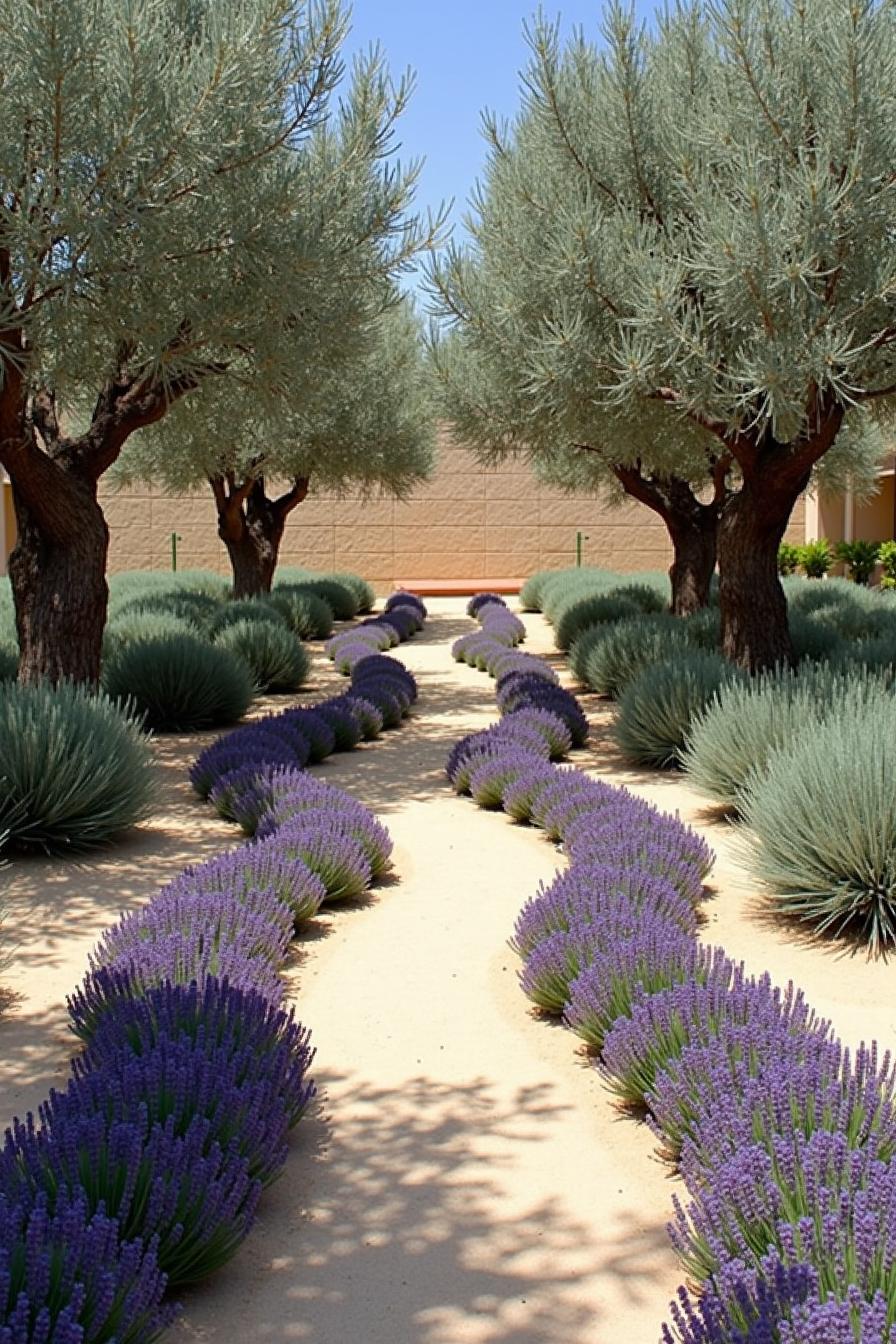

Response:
(342, 2), (655, 290)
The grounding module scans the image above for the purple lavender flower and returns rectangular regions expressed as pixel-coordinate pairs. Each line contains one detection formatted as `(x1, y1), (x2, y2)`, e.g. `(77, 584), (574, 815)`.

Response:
(270, 807), (393, 878)
(501, 763), (566, 822)
(384, 590), (427, 619)
(0, 1189), (175, 1344)
(379, 607), (422, 639)
(468, 593), (507, 617)
(271, 817), (373, 901)
(503, 706), (573, 760)
(600, 968), (831, 1109)
(286, 708), (337, 762)
(565, 805), (715, 883)
(511, 862), (699, 957)
(341, 694), (385, 740)
(661, 1256), (819, 1344)
(500, 683), (590, 748)
(76, 977), (315, 1129)
(350, 654), (417, 701)
(168, 837), (327, 928)
(467, 748), (548, 810)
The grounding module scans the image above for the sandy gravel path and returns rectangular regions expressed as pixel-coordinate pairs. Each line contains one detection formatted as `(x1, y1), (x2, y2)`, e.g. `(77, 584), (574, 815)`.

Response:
(2, 597), (894, 1344)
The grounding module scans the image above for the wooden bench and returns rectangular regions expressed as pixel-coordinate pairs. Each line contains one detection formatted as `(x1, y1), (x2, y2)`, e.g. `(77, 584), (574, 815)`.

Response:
(392, 579), (525, 597)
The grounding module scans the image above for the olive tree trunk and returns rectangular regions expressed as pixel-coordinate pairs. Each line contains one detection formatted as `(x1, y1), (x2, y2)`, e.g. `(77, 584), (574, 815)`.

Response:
(212, 473), (309, 598)
(8, 471), (110, 685)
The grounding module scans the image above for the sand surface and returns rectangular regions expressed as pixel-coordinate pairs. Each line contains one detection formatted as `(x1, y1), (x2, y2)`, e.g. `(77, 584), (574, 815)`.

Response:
(1, 598), (894, 1344)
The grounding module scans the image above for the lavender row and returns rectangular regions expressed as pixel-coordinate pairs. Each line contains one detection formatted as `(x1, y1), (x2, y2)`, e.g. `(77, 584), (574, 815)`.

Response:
(0, 597), (423, 1341)
(448, 594), (896, 1343)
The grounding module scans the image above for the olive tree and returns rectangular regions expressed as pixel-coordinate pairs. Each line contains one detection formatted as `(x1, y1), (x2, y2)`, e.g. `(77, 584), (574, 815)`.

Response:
(430, 1), (896, 666)
(0, 0), (433, 682)
(115, 299), (436, 595)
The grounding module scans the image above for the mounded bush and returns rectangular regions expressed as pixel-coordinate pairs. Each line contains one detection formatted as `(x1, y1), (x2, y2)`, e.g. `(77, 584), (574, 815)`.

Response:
(112, 588), (222, 633)
(581, 612), (690, 697)
(741, 691), (896, 953)
(104, 610), (199, 656)
(519, 569), (554, 612)
(0, 683), (154, 852)
(213, 618), (310, 693)
(614, 651), (739, 769)
(208, 597), (287, 637)
(325, 571), (376, 613)
(554, 593), (642, 652)
(682, 664), (891, 813)
(266, 586), (334, 639)
(294, 578), (359, 621)
(104, 634), (254, 732)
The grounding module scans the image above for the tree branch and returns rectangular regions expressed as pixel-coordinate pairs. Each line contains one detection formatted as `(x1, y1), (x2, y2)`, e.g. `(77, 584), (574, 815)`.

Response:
(272, 475), (310, 518)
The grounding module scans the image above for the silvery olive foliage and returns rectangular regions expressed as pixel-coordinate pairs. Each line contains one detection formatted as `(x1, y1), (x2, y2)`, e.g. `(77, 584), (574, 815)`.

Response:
(428, 0), (896, 664)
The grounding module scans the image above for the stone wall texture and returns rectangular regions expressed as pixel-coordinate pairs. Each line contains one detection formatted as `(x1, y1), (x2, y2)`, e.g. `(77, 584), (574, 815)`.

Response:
(4, 427), (808, 588)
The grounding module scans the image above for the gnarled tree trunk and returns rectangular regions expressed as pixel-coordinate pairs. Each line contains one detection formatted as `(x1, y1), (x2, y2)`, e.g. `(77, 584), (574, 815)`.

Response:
(716, 411), (843, 672)
(612, 464), (724, 616)
(666, 507), (719, 616)
(8, 470), (109, 685)
(212, 473), (309, 598)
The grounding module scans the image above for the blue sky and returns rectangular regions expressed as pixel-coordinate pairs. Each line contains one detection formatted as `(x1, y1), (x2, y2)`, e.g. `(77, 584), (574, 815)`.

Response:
(342, 2), (655, 291)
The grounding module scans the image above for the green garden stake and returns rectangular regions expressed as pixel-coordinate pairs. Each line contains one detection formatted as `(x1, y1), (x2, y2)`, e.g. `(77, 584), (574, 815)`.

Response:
(576, 531), (589, 567)
(171, 532), (182, 572)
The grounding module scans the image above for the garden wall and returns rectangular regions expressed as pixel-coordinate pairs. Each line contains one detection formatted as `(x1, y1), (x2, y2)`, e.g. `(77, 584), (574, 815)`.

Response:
(1, 430), (807, 587)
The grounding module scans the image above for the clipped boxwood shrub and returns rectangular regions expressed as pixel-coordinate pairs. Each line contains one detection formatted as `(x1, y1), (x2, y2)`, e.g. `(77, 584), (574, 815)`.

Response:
(213, 619), (310, 693)
(266, 586), (334, 639)
(104, 634), (254, 732)
(742, 691), (896, 953)
(614, 651), (739, 769)
(0, 683), (154, 852)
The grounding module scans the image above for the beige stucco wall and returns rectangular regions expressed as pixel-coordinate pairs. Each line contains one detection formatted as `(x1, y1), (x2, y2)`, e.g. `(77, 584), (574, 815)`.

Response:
(2, 431), (811, 586)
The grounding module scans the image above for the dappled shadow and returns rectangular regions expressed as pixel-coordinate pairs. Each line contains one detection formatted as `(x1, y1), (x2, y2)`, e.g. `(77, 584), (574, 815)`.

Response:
(176, 1072), (676, 1343)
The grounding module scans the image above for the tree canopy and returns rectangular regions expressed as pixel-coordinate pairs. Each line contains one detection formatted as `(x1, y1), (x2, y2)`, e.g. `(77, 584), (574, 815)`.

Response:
(0, 0), (438, 679)
(428, 0), (896, 665)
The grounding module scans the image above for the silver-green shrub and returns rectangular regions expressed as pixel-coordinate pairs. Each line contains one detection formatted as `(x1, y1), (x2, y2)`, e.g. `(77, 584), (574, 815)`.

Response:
(0, 683), (154, 852)
(614, 652), (740, 769)
(554, 593), (642, 652)
(580, 612), (691, 697)
(683, 664), (892, 813)
(266, 587), (334, 639)
(741, 690), (896, 953)
(104, 634), (253, 732)
(213, 619), (310, 693)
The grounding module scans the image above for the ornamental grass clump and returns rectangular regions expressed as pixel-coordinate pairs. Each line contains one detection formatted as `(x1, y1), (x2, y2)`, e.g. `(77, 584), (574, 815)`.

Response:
(519, 570), (554, 611)
(579, 612), (691, 697)
(554, 592), (643, 652)
(741, 694), (896, 953)
(614, 651), (738, 769)
(208, 598), (287, 636)
(297, 578), (359, 621)
(213, 618), (310, 693)
(104, 634), (254, 732)
(0, 683), (154, 853)
(266, 586), (335, 639)
(682, 664), (890, 814)
(325, 572), (376, 613)
(0, 1190), (175, 1344)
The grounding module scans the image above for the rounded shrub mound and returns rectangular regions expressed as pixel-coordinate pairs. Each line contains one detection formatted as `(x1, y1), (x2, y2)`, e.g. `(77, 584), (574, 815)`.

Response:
(554, 593), (643, 652)
(682, 664), (891, 814)
(266, 586), (334, 639)
(580, 612), (690, 698)
(104, 610), (199, 657)
(326, 571), (376, 613)
(741, 692), (896, 953)
(208, 597), (287, 637)
(295, 578), (359, 621)
(614, 651), (739, 769)
(213, 618), (310, 693)
(104, 634), (254, 732)
(0, 682), (154, 852)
